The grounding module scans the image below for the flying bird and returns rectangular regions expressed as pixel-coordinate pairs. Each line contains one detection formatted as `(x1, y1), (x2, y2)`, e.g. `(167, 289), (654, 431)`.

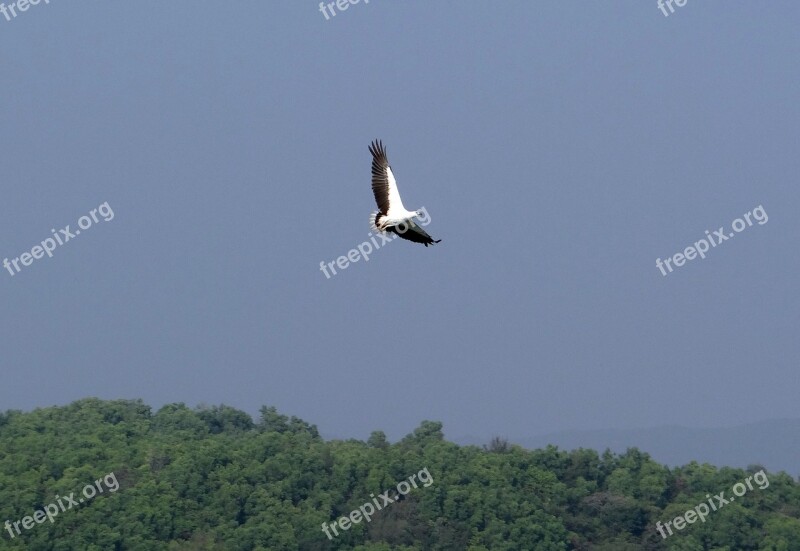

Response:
(368, 139), (441, 247)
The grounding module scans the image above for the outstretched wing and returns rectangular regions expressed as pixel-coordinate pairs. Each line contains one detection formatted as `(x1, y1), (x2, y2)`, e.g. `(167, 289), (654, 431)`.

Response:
(369, 139), (407, 216)
(388, 219), (441, 247)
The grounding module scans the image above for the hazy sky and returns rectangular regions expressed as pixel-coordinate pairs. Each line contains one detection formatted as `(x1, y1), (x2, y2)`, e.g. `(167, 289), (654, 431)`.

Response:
(2, 1), (798, 443)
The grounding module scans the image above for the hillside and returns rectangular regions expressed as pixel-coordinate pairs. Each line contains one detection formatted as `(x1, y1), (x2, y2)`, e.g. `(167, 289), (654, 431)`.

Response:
(454, 420), (800, 476)
(1, 399), (799, 550)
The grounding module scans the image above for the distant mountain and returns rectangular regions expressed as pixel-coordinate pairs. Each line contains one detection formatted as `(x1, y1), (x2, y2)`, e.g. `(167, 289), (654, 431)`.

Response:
(454, 419), (800, 476)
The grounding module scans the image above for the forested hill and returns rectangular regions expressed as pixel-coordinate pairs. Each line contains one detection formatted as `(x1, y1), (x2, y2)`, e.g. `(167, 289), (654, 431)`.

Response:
(0, 399), (798, 550)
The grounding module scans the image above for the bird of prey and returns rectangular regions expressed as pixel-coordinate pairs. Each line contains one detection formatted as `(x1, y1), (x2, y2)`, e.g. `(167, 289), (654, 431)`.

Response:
(368, 139), (441, 247)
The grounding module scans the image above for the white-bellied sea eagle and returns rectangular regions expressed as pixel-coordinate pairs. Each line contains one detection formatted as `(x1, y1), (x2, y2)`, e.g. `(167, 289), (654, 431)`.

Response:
(368, 139), (441, 247)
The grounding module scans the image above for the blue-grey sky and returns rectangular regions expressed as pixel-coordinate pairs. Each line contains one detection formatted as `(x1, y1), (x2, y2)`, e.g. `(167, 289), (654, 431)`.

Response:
(2, 1), (798, 443)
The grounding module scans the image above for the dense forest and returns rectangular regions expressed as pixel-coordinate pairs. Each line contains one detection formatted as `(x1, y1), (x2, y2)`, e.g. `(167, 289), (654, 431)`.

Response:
(0, 399), (798, 550)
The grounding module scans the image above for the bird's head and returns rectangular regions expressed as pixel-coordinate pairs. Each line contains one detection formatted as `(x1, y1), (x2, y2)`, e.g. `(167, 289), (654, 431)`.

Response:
(414, 207), (432, 226)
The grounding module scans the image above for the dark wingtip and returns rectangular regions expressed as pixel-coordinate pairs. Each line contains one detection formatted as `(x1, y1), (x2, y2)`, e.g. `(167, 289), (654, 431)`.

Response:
(368, 139), (385, 158)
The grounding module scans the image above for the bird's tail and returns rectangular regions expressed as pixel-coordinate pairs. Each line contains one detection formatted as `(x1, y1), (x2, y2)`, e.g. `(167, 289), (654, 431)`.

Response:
(369, 212), (385, 233)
